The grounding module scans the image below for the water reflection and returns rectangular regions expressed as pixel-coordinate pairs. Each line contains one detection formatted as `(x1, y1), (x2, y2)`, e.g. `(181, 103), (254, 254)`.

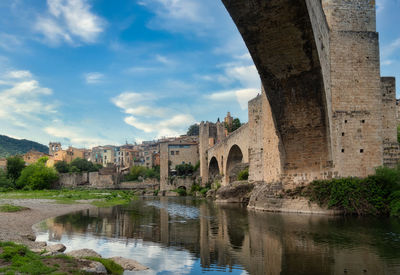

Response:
(36, 197), (400, 275)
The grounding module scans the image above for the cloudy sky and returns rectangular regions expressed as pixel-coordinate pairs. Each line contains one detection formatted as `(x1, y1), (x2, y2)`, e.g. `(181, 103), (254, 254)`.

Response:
(0, 0), (399, 148)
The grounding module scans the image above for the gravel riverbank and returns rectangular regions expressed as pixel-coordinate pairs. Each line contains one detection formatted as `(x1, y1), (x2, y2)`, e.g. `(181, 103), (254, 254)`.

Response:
(0, 199), (95, 248)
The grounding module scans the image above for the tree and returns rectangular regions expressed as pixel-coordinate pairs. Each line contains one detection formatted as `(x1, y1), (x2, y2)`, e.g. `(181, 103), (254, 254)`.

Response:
(16, 161), (59, 190)
(6, 156), (25, 184)
(69, 158), (101, 172)
(231, 118), (242, 132)
(0, 169), (12, 189)
(175, 164), (194, 176)
(187, 124), (199, 136)
(54, 161), (69, 173)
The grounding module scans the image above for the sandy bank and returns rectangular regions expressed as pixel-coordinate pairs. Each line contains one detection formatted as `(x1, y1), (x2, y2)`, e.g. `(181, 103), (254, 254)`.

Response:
(0, 199), (95, 248)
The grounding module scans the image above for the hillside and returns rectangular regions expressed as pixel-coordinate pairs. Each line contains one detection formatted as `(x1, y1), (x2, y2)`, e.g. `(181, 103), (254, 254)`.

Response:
(0, 135), (48, 158)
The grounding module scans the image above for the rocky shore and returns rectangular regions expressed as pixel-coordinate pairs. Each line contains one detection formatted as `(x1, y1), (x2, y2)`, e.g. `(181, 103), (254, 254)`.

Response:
(0, 199), (149, 273)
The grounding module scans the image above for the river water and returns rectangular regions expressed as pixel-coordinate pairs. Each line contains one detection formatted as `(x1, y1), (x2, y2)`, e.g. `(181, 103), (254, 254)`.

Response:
(35, 197), (400, 275)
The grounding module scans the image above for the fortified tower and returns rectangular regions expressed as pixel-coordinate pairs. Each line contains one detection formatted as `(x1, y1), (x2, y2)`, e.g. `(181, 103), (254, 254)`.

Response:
(199, 121), (225, 184)
(48, 142), (62, 156)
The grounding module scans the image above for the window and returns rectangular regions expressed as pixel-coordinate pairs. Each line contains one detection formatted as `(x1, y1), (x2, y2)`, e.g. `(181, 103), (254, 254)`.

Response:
(176, 151), (180, 155)
(146, 157), (150, 160)
(360, 149), (364, 153)
(171, 151), (175, 155)
(182, 161), (185, 164)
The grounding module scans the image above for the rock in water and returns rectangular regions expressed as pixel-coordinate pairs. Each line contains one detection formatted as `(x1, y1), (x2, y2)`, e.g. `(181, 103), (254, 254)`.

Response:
(110, 256), (149, 271)
(67, 249), (102, 259)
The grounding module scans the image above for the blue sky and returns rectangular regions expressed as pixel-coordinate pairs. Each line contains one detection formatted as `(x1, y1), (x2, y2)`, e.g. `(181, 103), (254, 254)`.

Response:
(0, 0), (399, 148)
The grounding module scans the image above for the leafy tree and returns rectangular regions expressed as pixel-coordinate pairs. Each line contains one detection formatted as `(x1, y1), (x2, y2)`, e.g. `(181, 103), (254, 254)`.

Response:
(124, 166), (160, 181)
(0, 169), (12, 189)
(54, 161), (69, 173)
(231, 118), (242, 132)
(6, 156), (25, 184)
(69, 158), (101, 173)
(175, 164), (194, 176)
(225, 117), (242, 133)
(16, 161), (59, 190)
(237, 167), (249, 181)
(187, 124), (199, 136)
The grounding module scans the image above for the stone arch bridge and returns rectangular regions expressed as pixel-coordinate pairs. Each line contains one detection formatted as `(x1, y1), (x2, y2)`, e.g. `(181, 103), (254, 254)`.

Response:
(198, 0), (399, 190)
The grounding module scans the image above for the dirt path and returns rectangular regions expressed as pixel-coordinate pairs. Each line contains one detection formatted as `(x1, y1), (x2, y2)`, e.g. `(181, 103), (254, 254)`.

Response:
(0, 199), (95, 248)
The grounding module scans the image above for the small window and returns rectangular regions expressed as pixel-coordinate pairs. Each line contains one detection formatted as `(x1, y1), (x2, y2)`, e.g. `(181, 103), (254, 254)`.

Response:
(171, 151), (175, 155)
(342, 132), (345, 136)
(176, 151), (180, 155)
(341, 149), (345, 153)
(182, 161), (185, 164)
(361, 120), (365, 123)
(345, 120), (348, 124)
(360, 149), (364, 153)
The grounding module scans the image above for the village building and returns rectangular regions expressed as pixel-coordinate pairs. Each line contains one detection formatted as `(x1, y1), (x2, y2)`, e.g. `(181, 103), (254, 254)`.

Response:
(23, 150), (49, 165)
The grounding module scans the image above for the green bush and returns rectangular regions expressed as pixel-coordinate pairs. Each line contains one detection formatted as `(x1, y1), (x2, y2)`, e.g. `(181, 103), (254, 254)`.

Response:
(54, 161), (69, 173)
(176, 187), (187, 196)
(16, 161), (59, 190)
(124, 166), (160, 182)
(6, 156), (25, 184)
(0, 169), (12, 188)
(176, 164), (194, 176)
(237, 168), (249, 181)
(302, 166), (400, 216)
(194, 161), (200, 172)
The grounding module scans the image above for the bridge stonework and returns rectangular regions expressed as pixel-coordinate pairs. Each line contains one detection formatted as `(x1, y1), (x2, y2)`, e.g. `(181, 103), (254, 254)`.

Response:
(200, 0), (399, 189)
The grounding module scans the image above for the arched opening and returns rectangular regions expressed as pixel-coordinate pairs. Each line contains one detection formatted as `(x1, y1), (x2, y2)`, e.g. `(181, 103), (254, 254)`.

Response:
(223, 0), (331, 182)
(226, 145), (245, 184)
(208, 157), (220, 183)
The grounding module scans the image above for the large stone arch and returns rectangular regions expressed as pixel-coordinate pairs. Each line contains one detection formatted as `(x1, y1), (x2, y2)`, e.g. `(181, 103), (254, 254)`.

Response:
(225, 144), (246, 184)
(222, 0), (332, 185)
(208, 156), (220, 182)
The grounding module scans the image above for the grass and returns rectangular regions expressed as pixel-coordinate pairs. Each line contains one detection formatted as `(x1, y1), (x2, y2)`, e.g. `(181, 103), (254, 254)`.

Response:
(0, 242), (123, 274)
(85, 257), (123, 275)
(0, 189), (136, 207)
(0, 204), (28, 212)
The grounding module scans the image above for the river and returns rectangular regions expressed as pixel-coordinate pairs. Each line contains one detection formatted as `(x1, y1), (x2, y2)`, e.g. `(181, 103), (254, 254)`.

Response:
(35, 197), (400, 275)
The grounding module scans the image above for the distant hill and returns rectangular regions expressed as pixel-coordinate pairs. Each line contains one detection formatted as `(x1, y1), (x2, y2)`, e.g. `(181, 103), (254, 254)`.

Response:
(0, 134), (49, 158)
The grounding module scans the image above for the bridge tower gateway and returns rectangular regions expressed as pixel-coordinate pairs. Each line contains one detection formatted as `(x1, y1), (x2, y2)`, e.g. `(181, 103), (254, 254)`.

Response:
(199, 0), (398, 190)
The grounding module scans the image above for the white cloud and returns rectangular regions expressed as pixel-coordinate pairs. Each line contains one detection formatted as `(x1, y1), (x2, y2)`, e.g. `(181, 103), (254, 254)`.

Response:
(4, 70), (33, 79)
(84, 72), (104, 84)
(44, 124), (111, 148)
(112, 91), (195, 138)
(35, 0), (105, 46)
(0, 33), (23, 52)
(0, 69), (58, 128)
(207, 88), (259, 110)
(156, 54), (173, 65)
(138, 0), (216, 35)
(381, 37), (400, 59)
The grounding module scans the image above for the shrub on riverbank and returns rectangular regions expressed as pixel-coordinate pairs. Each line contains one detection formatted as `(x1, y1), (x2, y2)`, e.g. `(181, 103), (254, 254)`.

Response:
(16, 157), (59, 190)
(123, 166), (160, 182)
(300, 166), (400, 216)
(54, 159), (102, 174)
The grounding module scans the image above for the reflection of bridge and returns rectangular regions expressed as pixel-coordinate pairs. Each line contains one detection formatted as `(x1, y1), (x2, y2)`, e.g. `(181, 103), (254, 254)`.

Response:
(47, 198), (399, 274)
(200, 0), (399, 189)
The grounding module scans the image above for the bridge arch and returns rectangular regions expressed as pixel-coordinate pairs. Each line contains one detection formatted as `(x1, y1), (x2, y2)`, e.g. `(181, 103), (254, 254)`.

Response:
(222, 0), (332, 184)
(225, 144), (245, 184)
(208, 156), (220, 182)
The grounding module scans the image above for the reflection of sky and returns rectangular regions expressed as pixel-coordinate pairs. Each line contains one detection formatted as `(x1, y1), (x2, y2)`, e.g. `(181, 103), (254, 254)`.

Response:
(146, 200), (200, 220)
(36, 231), (247, 275)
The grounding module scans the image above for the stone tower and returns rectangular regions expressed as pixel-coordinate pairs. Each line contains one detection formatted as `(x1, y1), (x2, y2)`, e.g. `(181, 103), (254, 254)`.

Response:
(199, 121), (225, 185)
(49, 142), (62, 156)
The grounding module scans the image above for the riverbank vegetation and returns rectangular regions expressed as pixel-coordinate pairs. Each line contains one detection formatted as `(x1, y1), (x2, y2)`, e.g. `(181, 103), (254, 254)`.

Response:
(291, 166), (400, 217)
(54, 158), (102, 174)
(0, 241), (123, 274)
(0, 204), (28, 212)
(123, 165), (160, 182)
(0, 189), (136, 207)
